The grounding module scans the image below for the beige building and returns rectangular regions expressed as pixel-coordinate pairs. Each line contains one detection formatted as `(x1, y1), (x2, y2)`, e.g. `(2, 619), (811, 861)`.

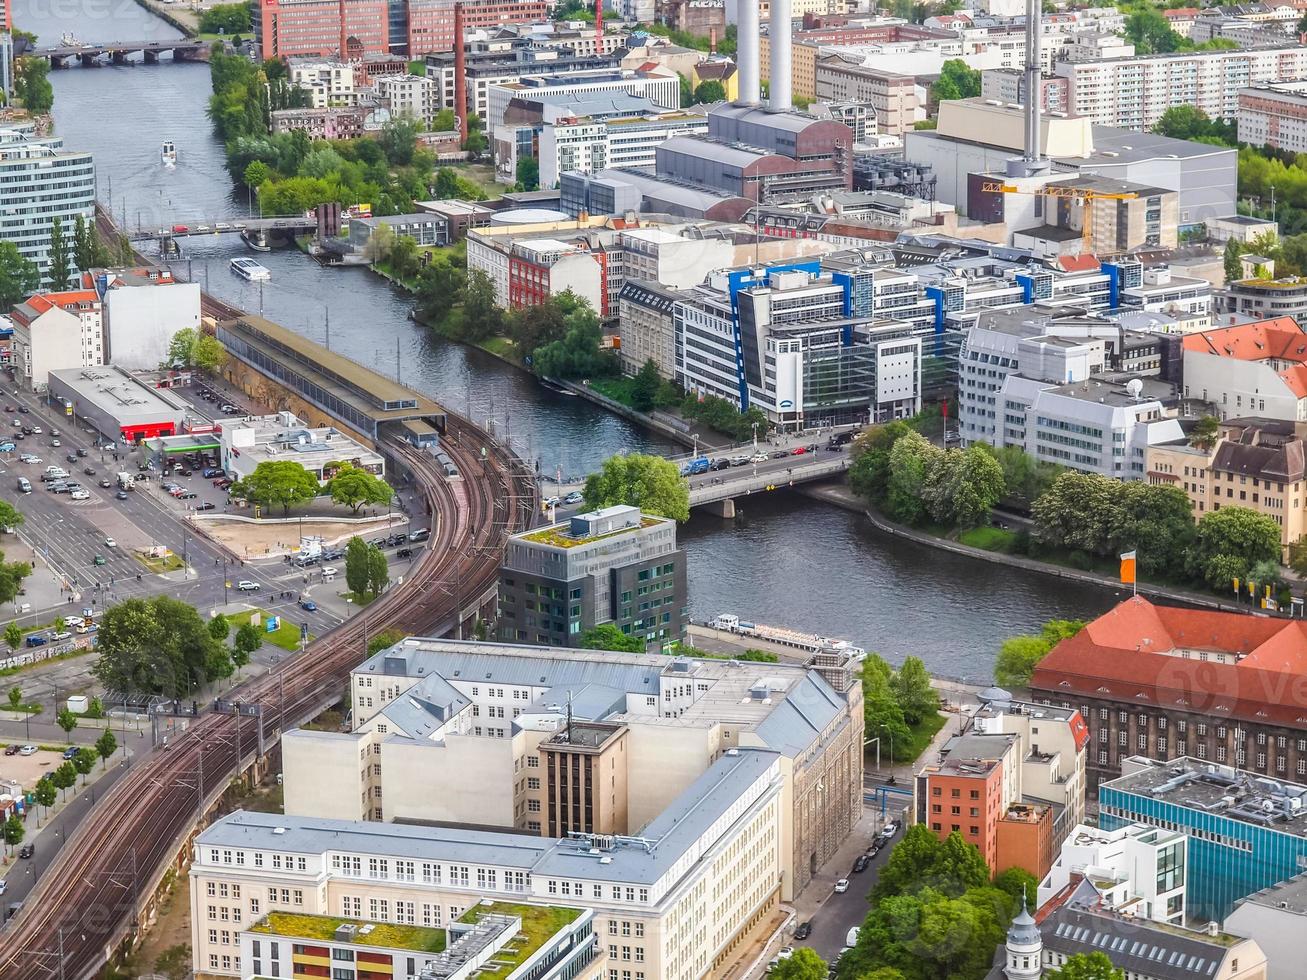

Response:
(813, 56), (921, 135)
(539, 721), (630, 837)
(1147, 417), (1307, 560)
(281, 639), (863, 901)
(617, 280), (680, 378)
(192, 747), (786, 980)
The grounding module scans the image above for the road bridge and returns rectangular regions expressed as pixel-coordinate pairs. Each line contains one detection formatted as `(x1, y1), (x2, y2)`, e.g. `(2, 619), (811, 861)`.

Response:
(37, 38), (209, 67)
(126, 215), (319, 243)
(687, 452), (852, 516)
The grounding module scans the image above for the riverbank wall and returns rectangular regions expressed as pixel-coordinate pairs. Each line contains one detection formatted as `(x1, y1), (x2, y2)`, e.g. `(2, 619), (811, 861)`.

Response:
(130, 0), (200, 35)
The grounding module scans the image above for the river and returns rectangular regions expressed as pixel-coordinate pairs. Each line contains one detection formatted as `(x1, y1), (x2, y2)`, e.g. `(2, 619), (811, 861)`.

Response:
(17, 0), (1119, 678)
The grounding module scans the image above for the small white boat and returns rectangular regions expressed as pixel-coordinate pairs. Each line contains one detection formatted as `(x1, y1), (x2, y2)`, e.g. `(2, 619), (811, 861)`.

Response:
(230, 257), (271, 281)
(161, 140), (176, 167)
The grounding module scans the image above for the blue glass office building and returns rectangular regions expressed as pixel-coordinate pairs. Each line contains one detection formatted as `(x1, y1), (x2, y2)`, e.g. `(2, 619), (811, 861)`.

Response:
(1100, 757), (1307, 923)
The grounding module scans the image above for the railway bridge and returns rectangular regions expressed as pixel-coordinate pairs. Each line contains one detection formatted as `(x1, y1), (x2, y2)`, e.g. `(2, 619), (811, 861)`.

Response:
(37, 38), (209, 67)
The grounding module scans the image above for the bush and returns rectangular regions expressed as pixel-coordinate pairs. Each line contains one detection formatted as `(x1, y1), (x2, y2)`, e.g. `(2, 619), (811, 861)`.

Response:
(1065, 550), (1094, 571)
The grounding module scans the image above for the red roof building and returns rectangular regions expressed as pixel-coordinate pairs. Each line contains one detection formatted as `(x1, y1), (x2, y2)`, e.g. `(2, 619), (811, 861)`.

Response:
(1029, 596), (1307, 791)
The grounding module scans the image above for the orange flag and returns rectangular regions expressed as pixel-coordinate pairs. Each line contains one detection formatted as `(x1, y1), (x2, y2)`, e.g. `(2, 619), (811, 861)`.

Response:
(1120, 551), (1137, 585)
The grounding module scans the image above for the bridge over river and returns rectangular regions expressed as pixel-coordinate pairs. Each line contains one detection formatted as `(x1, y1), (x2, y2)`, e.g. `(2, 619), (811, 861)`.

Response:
(36, 37), (209, 66)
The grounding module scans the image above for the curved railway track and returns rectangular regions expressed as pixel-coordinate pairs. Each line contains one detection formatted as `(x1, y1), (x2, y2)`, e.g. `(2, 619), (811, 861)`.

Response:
(0, 416), (537, 979)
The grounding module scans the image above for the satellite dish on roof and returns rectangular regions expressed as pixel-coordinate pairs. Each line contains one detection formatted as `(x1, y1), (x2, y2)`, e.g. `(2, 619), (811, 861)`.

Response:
(1126, 378), (1144, 401)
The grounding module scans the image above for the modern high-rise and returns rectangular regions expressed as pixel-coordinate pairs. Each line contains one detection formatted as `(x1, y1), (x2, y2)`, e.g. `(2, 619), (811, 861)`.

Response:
(0, 127), (94, 283)
(255, 0), (389, 59)
(497, 505), (687, 650)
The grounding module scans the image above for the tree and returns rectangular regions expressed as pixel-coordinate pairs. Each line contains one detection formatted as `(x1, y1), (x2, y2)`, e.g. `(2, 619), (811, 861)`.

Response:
(415, 252), (466, 326)
(462, 268), (504, 342)
(631, 359), (662, 413)
(933, 59), (980, 102)
(1192, 506), (1283, 589)
(230, 460), (320, 515)
(1223, 237), (1245, 281)
(994, 619), (1085, 687)
(233, 622), (262, 667)
(243, 159), (270, 191)
(516, 157), (539, 192)
(892, 656), (937, 726)
(208, 613), (231, 642)
(927, 444), (1005, 528)
(56, 708), (77, 741)
(14, 57), (53, 115)
(863, 656), (911, 763)
(363, 222), (395, 265)
(345, 536), (370, 597)
(73, 215), (94, 273)
(192, 332), (228, 372)
(367, 545), (389, 597)
(327, 464), (394, 514)
(95, 729), (117, 768)
(48, 216), (71, 289)
(769, 948), (826, 980)
(34, 775), (56, 822)
(5, 686), (18, 711)
(0, 241), (40, 308)
(199, 1), (251, 33)
(849, 421), (915, 503)
(52, 760), (76, 801)
(581, 624), (646, 652)
(885, 430), (935, 524)
(1, 814), (22, 856)
(1189, 415), (1220, 450)
(693, 80), (726, 104)
(92, 596), (226, 699)
(0, 554), (30, 606)
(153, 945), (194, 980)
(872, 825), (993, 902)
(531, 297), (613, 379)
(1153, 105), (1213, 142)
(994, 866), (1038, 907)
(1046, 952), (1126, 980)
(583, 453), (690, 522)
(73, 746), (95, 784)
(3, 622), (20, 654)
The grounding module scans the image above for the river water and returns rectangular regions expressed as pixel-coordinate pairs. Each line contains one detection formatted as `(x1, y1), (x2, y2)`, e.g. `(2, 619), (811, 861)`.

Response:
(18, 0), (1119, 678)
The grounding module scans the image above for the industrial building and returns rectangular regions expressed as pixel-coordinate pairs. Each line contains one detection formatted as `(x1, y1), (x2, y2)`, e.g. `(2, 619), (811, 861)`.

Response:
(220, 412), (386, 484)
(46, 366), (187, 444)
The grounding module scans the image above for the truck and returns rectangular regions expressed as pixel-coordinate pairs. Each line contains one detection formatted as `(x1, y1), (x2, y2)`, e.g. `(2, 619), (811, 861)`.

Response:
(680, 456), (711, 476)
(116, 471), (135, 491)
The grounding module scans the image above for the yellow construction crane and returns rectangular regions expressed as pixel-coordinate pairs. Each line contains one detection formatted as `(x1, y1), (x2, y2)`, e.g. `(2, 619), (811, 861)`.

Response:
(980, 180), (1138, 256)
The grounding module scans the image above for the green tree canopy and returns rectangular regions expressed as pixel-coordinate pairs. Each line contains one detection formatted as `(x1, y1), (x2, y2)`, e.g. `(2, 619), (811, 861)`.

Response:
(345, 536), (371, 597)
(516, 157), (540, 192)
(933, 59), (980, 102)
(1046, 952), (1126, 980)
(327, 464), (394, 514)
(95, 729), (118, 768)
(14, 57), (54, 115)
(0, 241), (40, 308)
(199, 1), (251, 33)
(872, 825), (993, 903)
(693, 80), (726, 104)
(48, 216), (71, 290)
(891, 656), (938, 726)
(1191, 506), (1283, 588)
(994, 618), (1085, 687)
(863, 655), (911, 764)
(92, 596), (226, 698)
(231, 460), (321, 515)
(769, 948), (826, 980)
(581, 624), (646, 652)
(583, 453), (690, 522)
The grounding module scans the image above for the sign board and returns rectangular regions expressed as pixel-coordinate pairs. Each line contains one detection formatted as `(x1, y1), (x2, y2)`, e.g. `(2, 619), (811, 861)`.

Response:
(266, 616), (281, 633)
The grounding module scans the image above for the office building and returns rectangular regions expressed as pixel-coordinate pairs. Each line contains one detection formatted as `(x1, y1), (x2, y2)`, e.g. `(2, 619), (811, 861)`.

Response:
(425, 42), (622, 121)
(46, 366), (186, 443)
(240, 903), (602, 980)
(404, 0), (549, 57)
(1145, 417), (1306, 558)
(255, 0), (389, 59)
(1101, 757), (1307, 921)
(1037, 823), (1188, 924)
(219, 411), (385, 483)
(1028, 595), (1307, 792)
(487, 69), (681, 132)
(915, 752), (1010, 873)
(1239, 81), (1307, 153)
(812, 58), (922, 135)
(1119, 267), (1212, 328)
(193, 746), (789, 979)
(1220, 276), (1307, 320)
(1226, 874), (1307, 980)
(467, 233), (605, 314)
(0, 127), (94, 283)
(85, 267), (201, 371)
(984, 899), (1267, 980)
(497, 504), (686, 649)
(1053, 46), (1307, 131)
(1181, 318), (1307, 422)
(10, 288), (103, 387)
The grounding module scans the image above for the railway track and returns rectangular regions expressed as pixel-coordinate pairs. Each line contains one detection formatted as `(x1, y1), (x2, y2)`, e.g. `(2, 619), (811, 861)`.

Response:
(0, 416), (537, 979)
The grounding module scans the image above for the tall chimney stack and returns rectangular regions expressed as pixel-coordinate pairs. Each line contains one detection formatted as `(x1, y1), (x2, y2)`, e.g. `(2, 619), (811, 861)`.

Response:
(735, 0), (760, 105)
(769, 0), (792, 111)
(709, 26), (716, 55)
(454, 1), (468, 143)
(594, 0), (603, 50)
(1007, 0), (1048, 177)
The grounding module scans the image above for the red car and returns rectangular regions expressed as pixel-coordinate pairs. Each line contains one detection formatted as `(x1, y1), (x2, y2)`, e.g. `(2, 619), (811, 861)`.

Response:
(171, 224), (189, 234)
(791, 446), (807, 455)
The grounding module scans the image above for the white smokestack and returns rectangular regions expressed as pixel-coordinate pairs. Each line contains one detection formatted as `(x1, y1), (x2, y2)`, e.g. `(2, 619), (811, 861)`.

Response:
(769, 0), (792, 111)
(736, 0), (760, 105)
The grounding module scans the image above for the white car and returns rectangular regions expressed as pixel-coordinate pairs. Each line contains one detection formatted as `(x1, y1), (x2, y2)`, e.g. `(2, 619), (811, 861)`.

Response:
(236, 580), (260, 592)
(321, 566), (338, 578)
(70, 490), (90, 500)
(750, 452), (768, 463)
(30, 426), (40, 434)
(18, 745), (35, 756)
(833, 878), (850, 894)
(104, 537), (116, 548)
(50, 631), (71, 641)
(18, 454), (36, 464)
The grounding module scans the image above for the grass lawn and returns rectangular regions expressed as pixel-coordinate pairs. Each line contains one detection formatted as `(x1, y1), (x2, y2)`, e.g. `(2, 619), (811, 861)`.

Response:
(251, 912), (446, 953)
(958, 526), (1020, 553)
(342, 591), (376, 607)
(136, 553), (184, 573)
(477, 335), (519, 361)
(253, 612), (308, 652)
(884, 710), (950, 765)
(589, 375), (640, 408)
(456, 903), (581, 978)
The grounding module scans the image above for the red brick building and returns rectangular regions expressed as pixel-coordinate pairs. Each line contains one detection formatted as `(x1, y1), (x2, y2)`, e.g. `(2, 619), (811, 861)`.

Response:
(1029, 596), (1307, 791)
(256, 0), (389, 59)
(915, 756), (1007, 872)
(406, 0), (549, 57)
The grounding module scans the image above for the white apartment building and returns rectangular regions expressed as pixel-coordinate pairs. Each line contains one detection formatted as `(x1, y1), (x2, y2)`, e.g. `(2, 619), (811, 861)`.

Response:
(375, 74), (441, 124)
(88, 267), (201, 371)
(288, 58), (359, 108)
(192, 747), (787, 980)
(537, 111), (710, 189)
(10, 289), (104, 388)
(1119, 267), (1212, 328)
(1061, 31), (1136, 63)
(1238, 81), (1307, 153)
(1038, 823), (1189, 924)
(0, 127), (95, 283)
(1181, 317), (1307, 421)
(1054, 46), (1307, 130)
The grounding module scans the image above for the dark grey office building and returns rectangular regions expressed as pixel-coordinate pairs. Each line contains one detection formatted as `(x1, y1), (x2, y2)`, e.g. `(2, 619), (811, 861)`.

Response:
(497, 505), (686, 650)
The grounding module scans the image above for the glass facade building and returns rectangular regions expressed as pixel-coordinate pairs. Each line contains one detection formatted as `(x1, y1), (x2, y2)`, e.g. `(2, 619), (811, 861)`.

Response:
(1100, 757), (1307, 922)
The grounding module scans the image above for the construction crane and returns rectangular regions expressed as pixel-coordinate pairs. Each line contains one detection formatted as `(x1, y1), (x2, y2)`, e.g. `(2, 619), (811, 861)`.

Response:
(980, 180), (1138, 256)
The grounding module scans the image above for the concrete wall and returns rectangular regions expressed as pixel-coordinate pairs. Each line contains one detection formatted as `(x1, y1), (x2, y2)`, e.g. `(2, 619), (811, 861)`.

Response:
(104, 281), (202, 370)
(282, 728), (371, 821)
(624, 722), (721, 831)
(382, 734), (518, 826)
(1182, 352), (1303, 421)
(1224, 902), (1299, 980)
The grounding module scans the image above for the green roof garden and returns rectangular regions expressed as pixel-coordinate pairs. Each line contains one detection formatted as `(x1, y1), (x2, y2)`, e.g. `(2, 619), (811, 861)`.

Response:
(520, 516), (660, 549)
(455, 902), (584, 980)
(248, 912), (447, 953)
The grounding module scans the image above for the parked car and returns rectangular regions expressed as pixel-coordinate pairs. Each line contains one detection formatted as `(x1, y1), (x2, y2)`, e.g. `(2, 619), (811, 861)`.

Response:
(0, 443), (14, 454)
(880, 821), (900, 839)
(71, 491), (90, 501)
(791, 446), (807, 456)
(729, 455), (750, 466)
(178, 491), (197, 500)
(104, 538), (115, 548)
(852, 854), (871, 873)
(196, 501), (216, 511)
(236, 580), (260, 591)
(2, 745), (18, 757)
(409, 528), (430, 542)
(793, 921), (812, 941)
(62, 746), (80, 761)
(17, 845), (32, 860)
(396, 547), (413, 559)
(833, 878), (850, 894)
(92, 554), (106, 565)
(202, 467), (223, 478)
(75, 448), (87, 458)
(563, 491), (584, 505)
(18, 745), (36, 756)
